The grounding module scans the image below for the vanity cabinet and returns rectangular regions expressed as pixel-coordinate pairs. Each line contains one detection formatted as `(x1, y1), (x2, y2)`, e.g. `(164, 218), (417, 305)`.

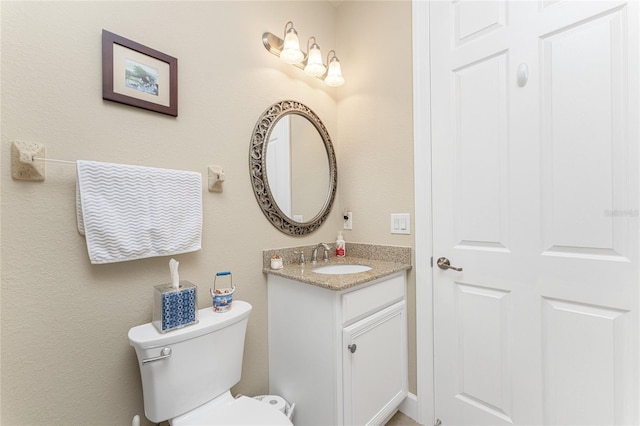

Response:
(267, 271), (408, 426)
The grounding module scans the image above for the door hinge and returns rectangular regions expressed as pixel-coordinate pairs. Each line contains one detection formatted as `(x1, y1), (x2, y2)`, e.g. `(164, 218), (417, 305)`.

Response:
(430, 256), (433, 268)
(434, 419), (442, 426)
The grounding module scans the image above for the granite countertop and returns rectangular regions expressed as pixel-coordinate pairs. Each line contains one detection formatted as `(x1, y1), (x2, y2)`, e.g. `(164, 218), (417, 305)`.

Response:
(263, 243), (412, 291)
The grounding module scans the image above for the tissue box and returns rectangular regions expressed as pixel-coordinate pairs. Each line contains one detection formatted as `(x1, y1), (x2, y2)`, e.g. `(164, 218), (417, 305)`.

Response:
(153, 280), (198, 333)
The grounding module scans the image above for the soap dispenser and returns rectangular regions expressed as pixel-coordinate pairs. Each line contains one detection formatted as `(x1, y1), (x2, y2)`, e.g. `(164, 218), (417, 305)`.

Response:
(336, 231), (345, 258)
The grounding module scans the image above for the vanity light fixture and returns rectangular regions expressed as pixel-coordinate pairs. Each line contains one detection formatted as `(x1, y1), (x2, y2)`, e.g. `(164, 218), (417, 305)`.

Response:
(263, 22), (345, 87)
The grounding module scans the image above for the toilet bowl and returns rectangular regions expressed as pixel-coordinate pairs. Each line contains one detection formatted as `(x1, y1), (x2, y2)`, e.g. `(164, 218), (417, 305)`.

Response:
(128, 301), (292, 425)
(172, 391), (291, 425)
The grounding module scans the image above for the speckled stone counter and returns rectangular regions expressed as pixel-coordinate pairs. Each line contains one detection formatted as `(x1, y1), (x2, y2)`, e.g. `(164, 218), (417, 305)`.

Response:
(263, 243), (412, 291)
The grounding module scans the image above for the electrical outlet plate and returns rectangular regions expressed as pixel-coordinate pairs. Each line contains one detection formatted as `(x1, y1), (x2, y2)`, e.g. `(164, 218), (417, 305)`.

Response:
(390, 213), (410, 234)
(343, 212), (353, 230)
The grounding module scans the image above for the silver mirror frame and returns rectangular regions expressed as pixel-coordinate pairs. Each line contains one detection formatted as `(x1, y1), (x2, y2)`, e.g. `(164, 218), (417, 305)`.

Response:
(250, 100), (337, 235)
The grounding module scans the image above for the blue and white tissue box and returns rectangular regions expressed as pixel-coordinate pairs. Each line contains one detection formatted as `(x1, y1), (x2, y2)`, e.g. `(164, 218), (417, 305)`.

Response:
(153, 281), (198, 333)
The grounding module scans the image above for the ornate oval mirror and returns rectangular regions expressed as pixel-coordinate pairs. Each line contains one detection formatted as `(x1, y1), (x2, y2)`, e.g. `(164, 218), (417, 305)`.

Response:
(249, 100), (337, 235)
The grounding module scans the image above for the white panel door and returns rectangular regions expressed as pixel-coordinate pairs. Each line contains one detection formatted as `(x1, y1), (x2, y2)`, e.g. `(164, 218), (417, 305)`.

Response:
(431, 1), (639, 425)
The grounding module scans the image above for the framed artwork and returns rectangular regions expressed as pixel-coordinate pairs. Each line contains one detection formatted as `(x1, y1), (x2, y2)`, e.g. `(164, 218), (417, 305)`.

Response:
(102, 30), (178, 117)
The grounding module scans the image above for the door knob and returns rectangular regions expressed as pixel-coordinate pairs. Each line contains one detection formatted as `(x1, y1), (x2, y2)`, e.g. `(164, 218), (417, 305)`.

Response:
(348, 344), (357, 354)
(436, 257), (463, 271)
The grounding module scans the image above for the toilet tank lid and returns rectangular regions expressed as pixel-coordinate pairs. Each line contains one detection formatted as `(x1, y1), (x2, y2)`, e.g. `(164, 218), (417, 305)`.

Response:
(128, 300), (252, 349)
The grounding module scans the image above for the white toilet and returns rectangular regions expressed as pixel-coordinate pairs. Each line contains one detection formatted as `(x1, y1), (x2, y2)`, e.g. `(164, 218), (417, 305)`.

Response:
(128, 300), (293, 425)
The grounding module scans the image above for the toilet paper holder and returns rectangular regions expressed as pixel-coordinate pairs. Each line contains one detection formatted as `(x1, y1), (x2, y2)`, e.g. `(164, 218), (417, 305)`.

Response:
(252, 395), (295, 420)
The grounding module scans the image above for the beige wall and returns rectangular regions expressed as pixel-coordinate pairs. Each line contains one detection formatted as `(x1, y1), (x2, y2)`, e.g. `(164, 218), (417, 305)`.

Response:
(0, 1), (414, 425)
(336, 0), (416, 392)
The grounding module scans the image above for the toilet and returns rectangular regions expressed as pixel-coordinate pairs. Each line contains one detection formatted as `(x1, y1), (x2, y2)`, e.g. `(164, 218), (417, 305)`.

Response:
(128, 300), (293, 425)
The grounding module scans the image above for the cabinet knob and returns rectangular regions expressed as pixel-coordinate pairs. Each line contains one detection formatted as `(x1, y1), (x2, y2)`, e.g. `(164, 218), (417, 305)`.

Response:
(348, 344), (357, 354)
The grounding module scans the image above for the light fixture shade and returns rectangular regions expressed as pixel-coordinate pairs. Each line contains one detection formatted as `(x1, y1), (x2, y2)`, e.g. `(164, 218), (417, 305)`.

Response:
(304, 43), (327, 77)
(324, 56), (345, 87)
(281, 28), (304, 64)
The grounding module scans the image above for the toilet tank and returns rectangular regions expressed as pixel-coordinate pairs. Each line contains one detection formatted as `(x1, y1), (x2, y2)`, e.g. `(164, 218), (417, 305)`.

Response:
(128, 301), (252, 423)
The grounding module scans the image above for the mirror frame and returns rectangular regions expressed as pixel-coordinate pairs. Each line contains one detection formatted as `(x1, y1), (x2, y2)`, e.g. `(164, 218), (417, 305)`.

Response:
(249, 100), (337, 235)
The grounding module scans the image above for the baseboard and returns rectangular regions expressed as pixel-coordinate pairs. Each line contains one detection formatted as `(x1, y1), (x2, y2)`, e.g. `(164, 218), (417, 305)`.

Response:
(398, 392), (418, 423)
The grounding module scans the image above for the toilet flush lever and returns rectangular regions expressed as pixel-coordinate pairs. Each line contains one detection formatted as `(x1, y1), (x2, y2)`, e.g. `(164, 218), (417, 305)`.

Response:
(142, 347), (172, 365)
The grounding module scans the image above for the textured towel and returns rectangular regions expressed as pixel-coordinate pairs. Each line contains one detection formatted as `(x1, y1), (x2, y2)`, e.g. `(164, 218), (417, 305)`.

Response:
(76, 160), (202, 264)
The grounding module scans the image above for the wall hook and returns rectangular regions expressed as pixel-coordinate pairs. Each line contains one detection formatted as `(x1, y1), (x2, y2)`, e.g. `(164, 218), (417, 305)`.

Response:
(517, 63), (529, 87)
(208, 165), (225, 192)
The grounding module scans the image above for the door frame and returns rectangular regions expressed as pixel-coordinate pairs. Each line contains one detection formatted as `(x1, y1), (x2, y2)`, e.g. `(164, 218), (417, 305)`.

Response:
(412, 1), (435, 425)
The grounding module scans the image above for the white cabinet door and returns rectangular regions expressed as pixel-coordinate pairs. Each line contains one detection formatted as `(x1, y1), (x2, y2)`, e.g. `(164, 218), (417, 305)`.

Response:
(343, 301), (408, 426)
(430, 1), (639, 425)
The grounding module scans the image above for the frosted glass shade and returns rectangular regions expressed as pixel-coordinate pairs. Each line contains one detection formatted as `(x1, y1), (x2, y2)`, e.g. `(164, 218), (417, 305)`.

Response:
(281, 30), (303, 64)
(304, 44), (327, 77)
(324, 57), (345, 87)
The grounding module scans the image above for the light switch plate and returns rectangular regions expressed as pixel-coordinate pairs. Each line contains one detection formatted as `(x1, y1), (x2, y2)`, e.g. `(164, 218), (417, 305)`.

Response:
(390, 213), (410, 234)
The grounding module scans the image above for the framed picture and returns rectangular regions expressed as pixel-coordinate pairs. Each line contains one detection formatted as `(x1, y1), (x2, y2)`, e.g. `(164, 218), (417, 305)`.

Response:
(102, 30), (178, 117)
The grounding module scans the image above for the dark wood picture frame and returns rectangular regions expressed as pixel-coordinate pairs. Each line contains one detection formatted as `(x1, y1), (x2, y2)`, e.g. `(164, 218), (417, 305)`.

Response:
(102, 30), (178, 117)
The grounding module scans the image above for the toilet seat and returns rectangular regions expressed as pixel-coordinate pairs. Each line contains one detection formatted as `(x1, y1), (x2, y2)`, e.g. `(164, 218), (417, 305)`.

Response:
(171, 393), (293, 426)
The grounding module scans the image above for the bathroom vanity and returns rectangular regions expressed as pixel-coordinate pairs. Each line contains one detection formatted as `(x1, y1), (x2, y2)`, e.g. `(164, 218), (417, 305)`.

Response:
(266, 253), (410, 426)
(253, 101), (409, 424)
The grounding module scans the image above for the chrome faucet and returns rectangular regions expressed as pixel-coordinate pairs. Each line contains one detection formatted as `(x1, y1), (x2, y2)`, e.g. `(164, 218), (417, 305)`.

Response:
(311, 243), (332, 263)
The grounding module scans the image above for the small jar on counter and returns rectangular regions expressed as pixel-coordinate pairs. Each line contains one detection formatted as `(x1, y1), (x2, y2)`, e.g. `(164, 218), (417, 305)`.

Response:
(270, 254), (283, 270)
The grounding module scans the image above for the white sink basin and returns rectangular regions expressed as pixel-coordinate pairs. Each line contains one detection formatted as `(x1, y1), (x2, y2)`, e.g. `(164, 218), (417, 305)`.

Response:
(312, 264), (372, 275)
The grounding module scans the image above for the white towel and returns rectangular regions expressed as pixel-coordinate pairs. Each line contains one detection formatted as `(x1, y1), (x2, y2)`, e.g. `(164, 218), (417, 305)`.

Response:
(76, 160), (202, 264)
